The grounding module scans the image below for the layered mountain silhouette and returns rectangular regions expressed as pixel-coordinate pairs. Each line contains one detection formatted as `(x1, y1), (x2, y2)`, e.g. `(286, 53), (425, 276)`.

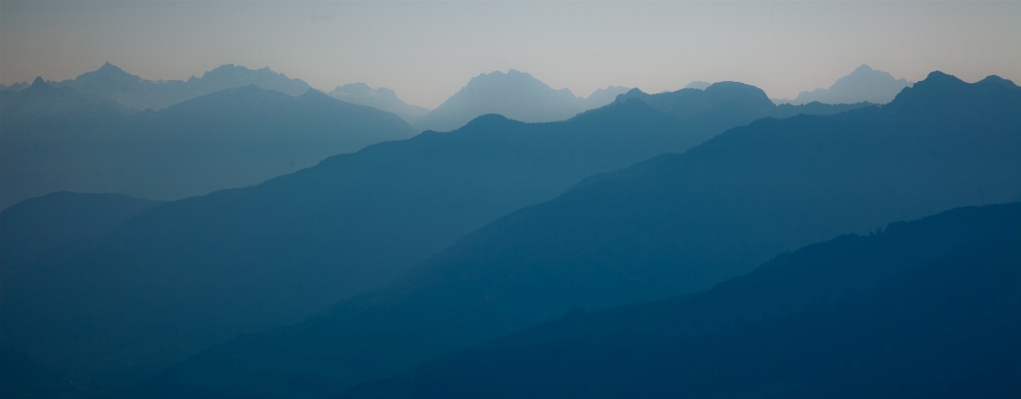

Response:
(413, 70), (630, 132)
(0, 97), (703, 396)
(339, 203), (1021, 399)
(0, 81), (30, 92)
(0, 82), (416, 208)
(616, 81), (872, 136)
(0, 77), (138, 124)
(51, 62), (311, 111)
(779, 64), (912, 105)
(329, 83), (429, 124)
(106, 72), (1021, 398)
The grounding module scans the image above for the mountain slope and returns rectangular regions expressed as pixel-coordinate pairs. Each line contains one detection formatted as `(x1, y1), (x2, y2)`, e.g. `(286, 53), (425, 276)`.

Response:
(0, 85), (416, 208)
(414, 70), (629, 132)
(339, 203), (1021, 399)
(329, 83), (429, 124)
(782, 64), (912, 105)
(0, 192), (161, 266)
(113, 72), (1021, 399)
(3, 98), (724, 397)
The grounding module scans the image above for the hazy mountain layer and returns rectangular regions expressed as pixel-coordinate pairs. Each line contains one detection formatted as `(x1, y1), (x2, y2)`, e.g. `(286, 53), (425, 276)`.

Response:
(51, 62), (311, 111)
(1, 97), (715, 397)
(329, 83), (429, 124)
(414, 70), (630, 132)
(0, 82), (417, 208)
(780, 64), (911, 105)
(339, 203), (1021, 399)
(5, 77), (855, 397)
(110, 72), (1021, 399)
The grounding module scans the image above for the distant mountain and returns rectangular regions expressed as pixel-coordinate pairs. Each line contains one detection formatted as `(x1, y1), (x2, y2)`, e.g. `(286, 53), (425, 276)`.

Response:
(0, 81), (29, 92)
(683, 80), (711, 90)
(616, 81), (872, 136)
(2, 97), (717, 397)
(110, 72), (1021, 399)
(51, 62), (311, 110)
(414, 70), (630, 132)
(329, 83), (430, 124)
(577, 86), (631, 110)
(0, 84), (417, 208)
(186, 64), (310, 98)
(0, 77), (138, 124)
(339, 203), (1021, 399)
(780, 64), (912, 105)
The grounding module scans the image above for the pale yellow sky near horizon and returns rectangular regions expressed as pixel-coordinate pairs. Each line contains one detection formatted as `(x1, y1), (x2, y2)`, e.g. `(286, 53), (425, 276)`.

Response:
(2, 1), (1020, 109)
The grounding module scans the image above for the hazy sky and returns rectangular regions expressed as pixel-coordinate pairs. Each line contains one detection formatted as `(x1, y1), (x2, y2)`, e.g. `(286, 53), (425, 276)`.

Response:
(2, 1), (1020, 108)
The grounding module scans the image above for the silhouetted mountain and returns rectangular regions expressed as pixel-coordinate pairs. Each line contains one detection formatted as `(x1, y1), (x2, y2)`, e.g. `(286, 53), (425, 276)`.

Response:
(339, 203), (1021, 399)
(683, 80), (711, 90)
(110, 72), (1021, 399)
(3, 98), (718, 397)
(780, 64), (912, 105)
(577, 86), (631, 110)
(329, 83), (429, 124)
(414, 70), (630, 132)
(1, 85), (416, 208)
(0, 77), (137, 123)
(0, 192), (161, 266)
(52, 62), (312, 111)
(186, 64), (310, 98)
(616, 81), (873, 136)
(0, 81), (30, 92)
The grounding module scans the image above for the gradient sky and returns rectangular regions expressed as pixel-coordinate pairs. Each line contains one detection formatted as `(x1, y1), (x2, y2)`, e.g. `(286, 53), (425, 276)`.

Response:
(2, 1), (1020, 108)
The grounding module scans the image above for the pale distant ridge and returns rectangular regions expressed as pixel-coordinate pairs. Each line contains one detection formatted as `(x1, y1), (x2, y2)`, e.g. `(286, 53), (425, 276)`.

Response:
(778, 64), (911, 105)
(329, 83), (430, 124)
(683, 80), (711, 90)
(50, 62), (311, 111)
(414, 69), (631, 132)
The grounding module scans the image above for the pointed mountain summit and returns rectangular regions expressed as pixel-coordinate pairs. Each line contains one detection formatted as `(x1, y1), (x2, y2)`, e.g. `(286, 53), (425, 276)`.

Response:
(781, 64), (911, 105)
(329, 83), (430, 124)
(414, 69), (630, 132)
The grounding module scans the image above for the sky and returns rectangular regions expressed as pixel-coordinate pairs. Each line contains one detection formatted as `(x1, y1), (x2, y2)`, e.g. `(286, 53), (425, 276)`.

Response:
(2, 1), (1020, 109)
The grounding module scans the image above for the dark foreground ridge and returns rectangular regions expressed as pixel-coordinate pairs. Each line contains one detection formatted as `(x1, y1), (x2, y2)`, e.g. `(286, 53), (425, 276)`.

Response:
(341, 203), (1021, 398)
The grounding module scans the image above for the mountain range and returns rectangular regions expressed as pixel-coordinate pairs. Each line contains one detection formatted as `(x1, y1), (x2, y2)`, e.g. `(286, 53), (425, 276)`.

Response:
(339, 202), (1021, 399)
(0, 78), (876, 397)
(103, 72), (1021, 398)
(329, 83), (430, 124)
(0, 79), (417, 208)
(413, 70), (630, 132)
(779, 64), (912, 105)
(51, 62), (311, 111)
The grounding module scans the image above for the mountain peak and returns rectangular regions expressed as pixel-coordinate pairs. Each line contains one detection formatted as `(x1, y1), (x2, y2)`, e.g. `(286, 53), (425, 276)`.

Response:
(96, 62), (129, 76)
(30, 76), (48, 88)
(683, 81), (712, 90)
(853, 64), (876, 73)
